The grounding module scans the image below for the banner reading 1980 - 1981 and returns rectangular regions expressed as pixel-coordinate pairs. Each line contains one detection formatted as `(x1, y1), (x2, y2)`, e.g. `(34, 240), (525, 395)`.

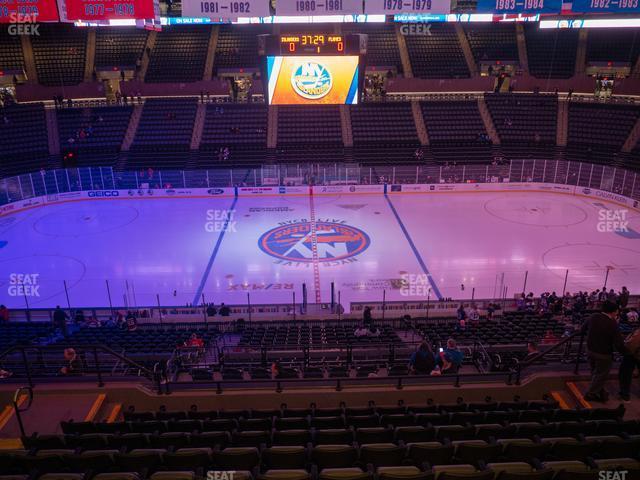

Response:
(276, 0), (363, 16)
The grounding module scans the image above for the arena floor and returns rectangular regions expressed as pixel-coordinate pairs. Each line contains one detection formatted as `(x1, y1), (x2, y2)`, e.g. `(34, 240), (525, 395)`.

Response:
(1, 191), (639, 309)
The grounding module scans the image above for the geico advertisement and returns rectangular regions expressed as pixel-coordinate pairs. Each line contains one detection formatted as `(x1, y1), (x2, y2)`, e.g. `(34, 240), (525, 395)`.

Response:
(266, 56), (359, 105)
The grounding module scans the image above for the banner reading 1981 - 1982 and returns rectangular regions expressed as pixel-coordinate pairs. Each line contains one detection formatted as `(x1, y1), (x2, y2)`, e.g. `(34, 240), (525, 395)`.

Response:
(181, 0), (271, 18)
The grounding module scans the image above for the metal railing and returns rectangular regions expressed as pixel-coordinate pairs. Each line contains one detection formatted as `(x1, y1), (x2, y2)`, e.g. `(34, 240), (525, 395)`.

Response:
(0, 343), (164, 393)
(1, 158), (639, 206)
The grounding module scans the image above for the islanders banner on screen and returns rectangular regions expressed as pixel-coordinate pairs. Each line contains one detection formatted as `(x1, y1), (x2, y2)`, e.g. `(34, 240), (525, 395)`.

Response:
(267, 56), (359, 105)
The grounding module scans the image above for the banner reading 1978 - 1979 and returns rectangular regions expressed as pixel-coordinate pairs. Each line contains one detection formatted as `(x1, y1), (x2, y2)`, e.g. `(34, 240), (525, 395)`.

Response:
(364, 0), (451, 15)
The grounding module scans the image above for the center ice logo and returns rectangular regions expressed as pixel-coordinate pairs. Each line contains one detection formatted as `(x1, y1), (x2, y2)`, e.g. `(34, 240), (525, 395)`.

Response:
(258, 221), (370, 263)
(291, 62), (332, 100)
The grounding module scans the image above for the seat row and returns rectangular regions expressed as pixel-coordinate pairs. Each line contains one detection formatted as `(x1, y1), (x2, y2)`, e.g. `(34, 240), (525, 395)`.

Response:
(2, 443), (640, 480)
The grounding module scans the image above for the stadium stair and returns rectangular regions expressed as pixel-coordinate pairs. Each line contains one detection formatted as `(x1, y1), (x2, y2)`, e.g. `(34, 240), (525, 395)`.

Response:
(0, 392), (113, 438)
(574, 29), (588, 75)
(267, 105), (278, 149)
(411, 100), (429, 146)
(515, 24), (529, 74)
(121, 104), (143, 152)
(190, 103), (207, 150)
(84, 29), (96, 82)
(203, 25), (219, 81)
(477, 97), (500, 145)
(45, 107), (61, 156)
(556, 98), (569, 148)
(339, 105), (353, 148)
(394, 23), (413, 78)
(138, 30), (157, 81)
(20, 35), (38, 84)
(455, 24), (478, 76)
(622, 116), (640, 152)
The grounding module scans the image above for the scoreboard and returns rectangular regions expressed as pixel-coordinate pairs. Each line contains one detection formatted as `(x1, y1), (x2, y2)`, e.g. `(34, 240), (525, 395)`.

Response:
(261, 33), (363, 57)
(280, 35), (347, 55)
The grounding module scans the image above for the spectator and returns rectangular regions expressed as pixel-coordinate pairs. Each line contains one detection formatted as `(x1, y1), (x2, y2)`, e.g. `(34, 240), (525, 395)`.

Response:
(541, 330), (558, 344)
(354, 325), (369, 337)
(582, 301), (626, 402)
(524, 341), (540, 362)
(619, 287), (630, 309)
(271, 360), (281, 379)
(206, 304), (217, 317)
(619, 325), (640, 401)
(409, 342), (436, 375)
(60, 348), (79, 375)
(185, 333), (204, 348)
(219, 303), (230, 317)
(125, 311), (138, 332)
(0, 305), (9, 323)
(468, 305), (480, 325)
(53, 306), (69, 337)
(74, 309), (86, 325)
(439, 338), (464, 374)
(363, 306), (373, 327)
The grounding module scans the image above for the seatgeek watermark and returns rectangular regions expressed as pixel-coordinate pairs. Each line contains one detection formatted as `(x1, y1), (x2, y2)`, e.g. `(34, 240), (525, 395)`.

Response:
(599, 471), (628, 480)
(7, 14), (40, 36)
(8, 274), (40, 297)
(205, 209), (237, 233)
(597, 208), (629, 233)
(207, 472), (237, 480)
(399, 23), (432, 36)
(399, 273), (431, 297)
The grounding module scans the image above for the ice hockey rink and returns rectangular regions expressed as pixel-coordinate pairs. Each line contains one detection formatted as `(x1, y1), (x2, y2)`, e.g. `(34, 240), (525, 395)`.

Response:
(0, 190), (639, 310)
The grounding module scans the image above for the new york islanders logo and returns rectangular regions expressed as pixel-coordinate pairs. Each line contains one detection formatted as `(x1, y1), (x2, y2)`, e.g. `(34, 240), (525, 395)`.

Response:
(291, 62), (332, 100)
(259, 221), (370, 263)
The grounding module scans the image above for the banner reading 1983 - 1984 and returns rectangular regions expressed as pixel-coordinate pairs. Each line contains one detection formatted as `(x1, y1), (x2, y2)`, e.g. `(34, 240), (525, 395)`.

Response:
(181, 0), (270, 19)
(364, 0), (451, 15)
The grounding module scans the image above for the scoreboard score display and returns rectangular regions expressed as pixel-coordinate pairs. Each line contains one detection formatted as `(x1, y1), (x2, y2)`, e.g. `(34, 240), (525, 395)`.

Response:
(280, 35), (347, 55)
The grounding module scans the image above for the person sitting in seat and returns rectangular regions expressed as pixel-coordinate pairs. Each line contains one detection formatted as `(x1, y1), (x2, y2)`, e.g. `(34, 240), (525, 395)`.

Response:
(409, 342), (436, 375)
(524, 341), (540, 362)
(354, 325), (369, 337)
(185, 333), (204, 348)
(438, 338), (464, 374)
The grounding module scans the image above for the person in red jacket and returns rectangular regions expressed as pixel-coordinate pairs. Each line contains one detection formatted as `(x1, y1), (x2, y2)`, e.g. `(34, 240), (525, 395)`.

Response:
(0, 305), (9, 323)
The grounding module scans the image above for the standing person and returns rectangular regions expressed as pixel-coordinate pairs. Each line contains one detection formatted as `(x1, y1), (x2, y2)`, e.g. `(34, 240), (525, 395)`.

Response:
(125, 311), (138, 331)
(0, 305), (9, 323)
(619, 325), (640, 401)
(619, 287), (630, 310)
(456, 304), (467, 322)
(219, 303), (230, 317)
(53, 306), (69, 337)
(363, 306), (373, 327)
(409, 342), (435, 374)
(582, 301), (626, 402)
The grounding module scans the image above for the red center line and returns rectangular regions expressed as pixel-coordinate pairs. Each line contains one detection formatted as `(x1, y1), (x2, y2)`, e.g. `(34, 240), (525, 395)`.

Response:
(308, 191), (322, 304)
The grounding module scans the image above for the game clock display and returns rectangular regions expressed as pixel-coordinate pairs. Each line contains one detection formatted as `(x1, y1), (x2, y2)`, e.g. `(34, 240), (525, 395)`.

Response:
(280, 35), (346, 55)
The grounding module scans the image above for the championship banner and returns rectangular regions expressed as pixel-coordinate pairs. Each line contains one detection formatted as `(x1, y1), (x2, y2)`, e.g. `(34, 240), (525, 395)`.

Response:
(64, 0), (156, 20)
(181, 0), (270, 18)
(475, 0), (563, 13)
(364, 0), (450, 15)
(0, 0), (60, 22)
(571, 0), (640, 13)
(276, 0), (363, 16)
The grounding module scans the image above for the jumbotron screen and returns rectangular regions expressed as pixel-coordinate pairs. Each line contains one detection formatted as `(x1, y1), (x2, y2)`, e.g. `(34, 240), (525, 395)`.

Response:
(266, 56), (359, 105)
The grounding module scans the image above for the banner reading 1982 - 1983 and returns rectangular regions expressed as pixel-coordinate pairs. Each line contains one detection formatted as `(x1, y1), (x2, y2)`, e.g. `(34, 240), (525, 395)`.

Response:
(181, 0), (271, 19)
